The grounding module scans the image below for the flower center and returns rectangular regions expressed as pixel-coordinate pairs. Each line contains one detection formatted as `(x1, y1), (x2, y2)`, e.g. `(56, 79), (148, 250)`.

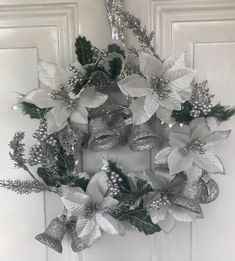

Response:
(50, 85), (77, 112)
(83, 202), (97, 219)
(150, 194), (171, 210)
(184, 137), (206, 154)
(151, 76), (171, 100)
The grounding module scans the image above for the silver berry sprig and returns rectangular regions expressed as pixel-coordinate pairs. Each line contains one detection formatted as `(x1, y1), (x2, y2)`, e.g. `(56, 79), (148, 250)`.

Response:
(107, 171), (123, 197)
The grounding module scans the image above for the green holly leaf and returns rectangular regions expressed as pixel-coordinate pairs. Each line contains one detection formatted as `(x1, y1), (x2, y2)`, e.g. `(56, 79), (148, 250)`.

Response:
(64, 176), (89, 191)
(107, 43), (126, 58)
(172, 101), (193, 124)
(21, 102), (47, 119)
(75, 36), (95, 65)
(56, 148), (75, 176)
(124, 209), (161, 235)
(134, 179), (153, 197)
(207, 104), (235, 122)
(37, 167), (60, 187)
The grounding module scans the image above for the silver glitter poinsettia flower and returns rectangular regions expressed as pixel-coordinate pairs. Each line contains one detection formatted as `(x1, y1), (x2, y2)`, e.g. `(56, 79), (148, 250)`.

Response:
(118, 52), (197, 124)
(22, 61), (108, 134)
(61, 171), (125, 247)
(155, 118), (231, 177)
(146, 170), (198, 233)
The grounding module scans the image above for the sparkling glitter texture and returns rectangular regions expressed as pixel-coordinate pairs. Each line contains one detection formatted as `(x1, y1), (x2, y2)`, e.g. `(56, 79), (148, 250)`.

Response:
(199, 173), (219, 204)
(128, 122), (160, 151)
(184, 137), (206, 154)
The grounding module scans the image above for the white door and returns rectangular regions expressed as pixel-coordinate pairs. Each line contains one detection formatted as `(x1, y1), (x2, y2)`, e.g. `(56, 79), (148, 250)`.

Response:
(0, 0), (235, 261)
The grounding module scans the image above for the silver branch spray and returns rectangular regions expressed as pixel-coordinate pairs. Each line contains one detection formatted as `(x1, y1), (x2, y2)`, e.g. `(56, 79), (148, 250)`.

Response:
(106, 0), (125, 42)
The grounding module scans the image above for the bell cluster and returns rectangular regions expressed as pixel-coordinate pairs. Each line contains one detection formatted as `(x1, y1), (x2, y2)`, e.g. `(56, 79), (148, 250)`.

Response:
(150, 194), (171, 210)
(33, 120), (57, 147)
(190, 81), (214, 118)
(107, 171), (123, 197)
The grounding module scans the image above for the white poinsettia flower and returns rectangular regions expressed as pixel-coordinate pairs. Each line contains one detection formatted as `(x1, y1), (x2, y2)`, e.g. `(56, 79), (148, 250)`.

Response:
(147, 170), (195, 233)
(61, 171), (125, 247)
(118, 52), (197, 124)
(22, 61), (107, 134)
(155, 118), (231, 176)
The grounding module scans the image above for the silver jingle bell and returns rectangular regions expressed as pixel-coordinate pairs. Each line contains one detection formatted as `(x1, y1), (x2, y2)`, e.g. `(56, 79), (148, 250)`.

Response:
(199, 173), (219, 204)
(128, 122), (160, 151)
(88, 116), (120, 151)
(35, 217), (67, 253)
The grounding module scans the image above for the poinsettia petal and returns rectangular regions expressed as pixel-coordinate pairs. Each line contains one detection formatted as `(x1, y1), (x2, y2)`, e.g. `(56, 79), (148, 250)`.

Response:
(158, 91), (182, 110)
(96, 213), (125, 235)
(205, 130), (231, 148)
(155, 106), (174, 123)
(86, 171), (109, 205)
(70, 105), (88, 124)
(99, 196), (119, 210)
(155, 147), (173, 165)
(185, 165), (203, 182)
(130, 97), (151, 125)
(168, 149), (193, 174)
(139, 52), (164, 81)
(158, 212), (176, 233)
(163, 53), (186, 72)
(192, 152), (225, 174)
(118, 75), (151, 97)
(23, 88), (56, 108)
(190, 119), (211, 140)
(78, 86), (108, 108)
(46, 102), (70, 126)
(61, 185), (84, 197)
(168, 205), (194, 222)
(169, 132), (190, 149)
(38, 61), (68, 89)
(144, 92), (160, 118)
(164, 67), (195, 82)
(149, 205), (168, 224)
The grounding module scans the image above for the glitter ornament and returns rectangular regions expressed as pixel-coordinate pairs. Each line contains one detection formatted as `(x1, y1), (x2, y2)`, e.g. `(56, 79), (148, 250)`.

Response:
(199, 173), (219, 204)
(128, 122), (160, 151)
(88, 116), (120, 151)
(35, 215), (67, 253)
(58, 124), (83, 155)
(190, 81), (214, 118)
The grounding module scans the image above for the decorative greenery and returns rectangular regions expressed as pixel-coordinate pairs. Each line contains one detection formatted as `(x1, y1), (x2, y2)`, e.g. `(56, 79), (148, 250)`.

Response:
(75, 36), (96, 66)
(207, 104), (235, 121)
(172, 101), (193, 124)
(21, 102), (47, 119)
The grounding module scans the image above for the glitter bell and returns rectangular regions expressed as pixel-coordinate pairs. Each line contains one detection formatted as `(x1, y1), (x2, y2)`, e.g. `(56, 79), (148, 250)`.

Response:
(35, 216), (67, 253)
(88, 116), (120, 151)
(199, 173), (219, 204)
(128, 122), (160, 151)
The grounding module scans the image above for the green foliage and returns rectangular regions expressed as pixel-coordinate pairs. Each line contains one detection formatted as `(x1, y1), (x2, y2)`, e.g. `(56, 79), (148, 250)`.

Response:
(21, 102), (47, 119)
(207, 104), (235, 121)
(75, 36), (95, 65)
(107, 160), (131, 191)
(107, 43), (126, 58)
(107, 57), (123, 80)
(171, 101), (193, 124)
(134, 179), (153, 198)
(37, 148), (88, 190)
(123, 209), (161, 235)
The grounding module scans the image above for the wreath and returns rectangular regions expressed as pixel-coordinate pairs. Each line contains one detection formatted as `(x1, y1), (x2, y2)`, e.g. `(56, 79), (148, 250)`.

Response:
(2, 1), (235, 254)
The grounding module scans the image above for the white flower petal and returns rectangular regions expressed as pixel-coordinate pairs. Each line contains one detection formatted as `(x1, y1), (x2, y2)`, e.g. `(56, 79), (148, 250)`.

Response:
(46, 102), (70, 126)
(70, 105), (88, 124)
(164, 67), (195, 82)
(169, 132), (190, 149)
(96, 213), (125, 235)
(168, 206), (194, 222)
(185, 165), (203, 182)
(99, 196), (119, 210)
(38, 61), (68, 89)
(205, 130), (231, 148)
(155, 106), (174, 123)
(61, 185), (84, 197)
(86, 171), (109, 205)
(158, 212), (176, 233)
(149, 206), (168, 224)
(139, 52), (164, 81)
(118, 75), (151, 97)
(193, 152), (225, 174)
(163, 53), (186, 71)
(144, 92), (160, 118)
(158, 91), (182, 110)
(78, 86), (108, 108)
(23, 88), (56, 108)
(155, 147), (173, 165)
(190, 119), (211, 140)
(130, 97), (151, 125)
(168, 149), (193, 174)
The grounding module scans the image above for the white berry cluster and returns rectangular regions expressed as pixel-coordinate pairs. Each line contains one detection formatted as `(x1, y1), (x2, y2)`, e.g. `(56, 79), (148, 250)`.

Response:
(107, 171), (123, 197)
(150, 194), (171, 210)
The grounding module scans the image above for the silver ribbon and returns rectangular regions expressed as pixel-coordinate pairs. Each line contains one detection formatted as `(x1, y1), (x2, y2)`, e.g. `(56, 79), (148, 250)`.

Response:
(106, 0), (125, 42)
